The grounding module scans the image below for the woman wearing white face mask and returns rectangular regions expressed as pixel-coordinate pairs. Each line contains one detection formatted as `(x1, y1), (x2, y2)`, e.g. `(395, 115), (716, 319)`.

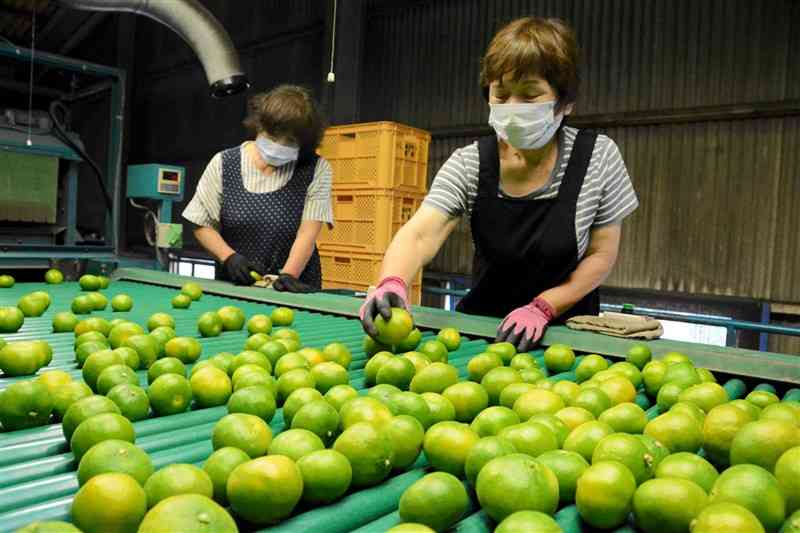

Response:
(361, 17), (639, 351)
(182, 85), (332, 291)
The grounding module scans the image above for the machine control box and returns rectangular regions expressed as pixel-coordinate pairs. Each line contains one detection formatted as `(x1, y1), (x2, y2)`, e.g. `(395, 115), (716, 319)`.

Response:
(127, 164), (185, 201)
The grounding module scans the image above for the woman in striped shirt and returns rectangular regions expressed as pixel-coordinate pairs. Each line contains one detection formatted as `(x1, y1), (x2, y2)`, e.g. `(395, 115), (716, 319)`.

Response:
(361, 17), (639, 351)
(183, 85), (333, 292)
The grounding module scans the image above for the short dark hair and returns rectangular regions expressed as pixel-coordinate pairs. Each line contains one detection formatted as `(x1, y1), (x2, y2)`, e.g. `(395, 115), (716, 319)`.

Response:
(243, 85), (328, 157)
(479, 17), (580, 109)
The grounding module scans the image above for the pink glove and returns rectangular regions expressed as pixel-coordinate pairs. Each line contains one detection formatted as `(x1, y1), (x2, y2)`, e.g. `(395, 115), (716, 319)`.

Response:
(496, 297), (556, 352)
(360, 276), (409, 338)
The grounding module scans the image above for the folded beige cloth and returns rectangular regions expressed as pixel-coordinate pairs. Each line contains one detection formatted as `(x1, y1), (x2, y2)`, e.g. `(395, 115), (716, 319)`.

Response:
(566, 312), (663, 340)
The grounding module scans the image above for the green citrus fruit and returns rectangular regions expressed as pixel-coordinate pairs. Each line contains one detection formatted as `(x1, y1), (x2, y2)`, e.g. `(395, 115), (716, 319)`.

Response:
(145, 313), (175, 332)
(85, 292), (107, 311)
(268, 428), (325, 461)
(15, 521), (81, 533)
(409, 362), (458, 394)
(106, 384), (150, 422)
(442, 381), (489, 423)
(227, 455), (303, 524)
(217, 306), (245, 331)
(294, 449), (352, 506)
(164, 336), (202, 364)
(510, 353), (539, 372)
(709, 464), (786, 532)
(70, 412), (135, 461)
(730, 419), (800, 472)
(498, 382), (537, 409)
(148, 374), (192, 416)
(147, 357), (186, 384)
(633, 477), (708, 533)
(419, 339), (449, 363)
(0, 274), (13, 288)
(324, 384), (359, 411)
(310, 361), (348, 394)
(690, 502), (766, 533)
(96, 364), (139, 395)
(436, 328), (462, 351)
(71, 295), (94, 315)
(678, 382), (730, 413)
(670, 401), (707, 426)
(386, 414), (425, 470)
(397, 328), (423, 352)
(555, 406), (595, 430)
(322, 342), (352, 368)
(399, 471), (469, 531)
(190, 366), (232, 408)
(486, 342), (516, 365)
(642, 359), (669, 397)
(730, 398), (763, 420)
(373, 307), (414, 345)
(52, 381), (93, 420)
(544, 344), (575, 373)
(71, 473), (146, 533)
(270, 306), (294, 326)
(626, 343), (652, 369)
(572, 387), (613, 418)
(109, 293), (133, 312)
(421, 392), (456, 425)
(333, 421), (394, 487)
(470, 406), (520, 437)
(202, 447), (250, 506)
(747, 390), (780, 409)
(171, 294), (191, 309)
(121, 334), (158, 369)
(180, 282), (203, 301)
(138, 494), (237, 532)
(467, 352), (504, 382)
(77, 439), (153, 486)
(53, 312), (79, 333)
(562, 420), (615, 463)
(702, 403), (755, 467)
(655, 451), (719, 493)
(108, 322), (145, 349)
(576, 460), (637, 529)
(481, 366), (522, 405)
(227, 385), (276, 422)
(599, 402), (648, 433)
(476, 453), (559, 522)
(495, 511), (561, 533)
(762, 403), (800, 426)
(535, 449), (589, 505)
(644, 411), (702, 453)
(62, 395), (120, 441)
(464, 435), (517, 486)
(0, 306), (25, 333)
(775, 446), (800, 515)
(291, 399), (341, 445)
(392, 391), (432, 429)
(591, 433), (654, 486)
(513, 389), (565, 420)
(246, 314), (272, 335)
(339, 395), (393, 430)
(144, 463), (213, 508)
(657, 381), (688, 411)
(212, 413), (272, 458)
(423, 420), (480, 476)
(0, 380), (53, 430)
(79, 274), (101, 291)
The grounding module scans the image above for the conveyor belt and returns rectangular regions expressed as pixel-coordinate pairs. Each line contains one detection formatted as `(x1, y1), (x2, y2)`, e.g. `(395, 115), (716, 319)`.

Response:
(0, 276), (798, 532)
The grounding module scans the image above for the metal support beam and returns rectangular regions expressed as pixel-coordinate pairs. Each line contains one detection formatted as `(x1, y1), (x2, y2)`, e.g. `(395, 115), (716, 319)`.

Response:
(65, 161), (79, 245)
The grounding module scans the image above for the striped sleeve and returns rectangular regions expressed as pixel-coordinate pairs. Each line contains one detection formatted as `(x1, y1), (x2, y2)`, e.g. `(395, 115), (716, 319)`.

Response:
(182, 152), (223, 229)
(302, 157), (334, 226)
(422, 144), (476, 218)
(592, 139), (639, 226)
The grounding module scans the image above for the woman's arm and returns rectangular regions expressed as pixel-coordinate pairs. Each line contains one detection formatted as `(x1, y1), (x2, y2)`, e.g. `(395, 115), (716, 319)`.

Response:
(379, 205), (461, 286)
(193, 226), (236, 263)
(281, 220), (323, 277)
(538, 223), (621, 315)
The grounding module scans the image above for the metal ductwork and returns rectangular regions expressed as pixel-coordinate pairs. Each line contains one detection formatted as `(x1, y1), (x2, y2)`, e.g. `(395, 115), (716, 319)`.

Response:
(58, 0), (249, 98)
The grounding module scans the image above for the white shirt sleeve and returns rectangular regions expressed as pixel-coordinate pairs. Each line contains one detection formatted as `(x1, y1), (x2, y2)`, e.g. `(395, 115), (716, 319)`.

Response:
(182, 152), (223, 230)
(302, 157), (334, 227)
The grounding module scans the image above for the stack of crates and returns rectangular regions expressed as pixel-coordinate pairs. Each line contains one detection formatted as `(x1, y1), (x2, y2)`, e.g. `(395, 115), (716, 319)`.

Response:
(317, 121), (431, 304)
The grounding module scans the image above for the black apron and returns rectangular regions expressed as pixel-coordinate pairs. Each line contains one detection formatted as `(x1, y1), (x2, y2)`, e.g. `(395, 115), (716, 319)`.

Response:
(215, 146), (322, 288)
(456, 129), (599, 320)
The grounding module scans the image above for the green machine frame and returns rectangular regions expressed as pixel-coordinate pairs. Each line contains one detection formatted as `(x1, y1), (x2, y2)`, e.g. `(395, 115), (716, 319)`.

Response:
(0, 41), (125, 267)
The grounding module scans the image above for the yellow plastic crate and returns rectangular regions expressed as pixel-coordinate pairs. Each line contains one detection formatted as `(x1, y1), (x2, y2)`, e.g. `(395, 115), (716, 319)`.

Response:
(318, 121), (431, 193)
(320, 250), (422, 305)
(318, 189), (423, 254)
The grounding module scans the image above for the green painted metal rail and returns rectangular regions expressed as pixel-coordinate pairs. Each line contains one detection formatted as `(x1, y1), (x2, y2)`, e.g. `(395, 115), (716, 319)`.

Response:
(0, 272), (797, 532)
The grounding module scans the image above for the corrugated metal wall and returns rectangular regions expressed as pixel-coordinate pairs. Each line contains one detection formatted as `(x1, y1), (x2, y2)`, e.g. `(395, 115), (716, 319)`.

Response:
(360, 0), (800, 307)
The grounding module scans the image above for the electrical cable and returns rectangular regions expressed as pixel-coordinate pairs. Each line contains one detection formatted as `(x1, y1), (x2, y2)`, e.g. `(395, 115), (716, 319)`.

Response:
(327, 0), (337, 83)
(129, 198), (167, 267)
(26, 8), (36, 146)
(48, 100), (113, 214)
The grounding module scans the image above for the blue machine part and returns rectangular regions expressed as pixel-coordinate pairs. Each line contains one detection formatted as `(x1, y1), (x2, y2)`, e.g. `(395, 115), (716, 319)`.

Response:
(126, 164), (185, 201)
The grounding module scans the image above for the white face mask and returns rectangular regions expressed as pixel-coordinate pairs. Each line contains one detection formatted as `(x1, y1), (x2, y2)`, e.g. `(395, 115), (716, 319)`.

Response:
(255, 135), (299, 167)
(488, 101), (563, 150)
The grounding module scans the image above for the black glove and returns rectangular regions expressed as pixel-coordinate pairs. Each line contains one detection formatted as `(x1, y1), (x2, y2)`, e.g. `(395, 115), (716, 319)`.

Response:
(223, 253), (255, 285)
(273, 272), (316, 293)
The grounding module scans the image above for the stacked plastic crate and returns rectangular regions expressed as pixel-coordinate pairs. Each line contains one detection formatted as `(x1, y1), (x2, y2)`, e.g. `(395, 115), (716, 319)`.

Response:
(316, 121), (431, 304)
